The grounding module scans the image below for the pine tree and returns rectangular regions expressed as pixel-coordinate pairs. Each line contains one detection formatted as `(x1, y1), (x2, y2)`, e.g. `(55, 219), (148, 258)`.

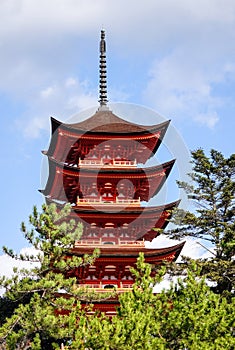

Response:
(0, 203), (102, 349)
(160, 263), (235, 349)
(69, 255), (235, 350)
(167, 149), (235, 294)
(1, 229), (234, 349)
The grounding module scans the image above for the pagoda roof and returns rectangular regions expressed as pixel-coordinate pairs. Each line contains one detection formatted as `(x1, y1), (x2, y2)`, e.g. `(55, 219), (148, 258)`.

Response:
(71, 241), (185, 262)
(41, 156), (175, 203)
(67, 239), (184, 313)
(51, 111), (170, 135)
(47, 198), (179, 215)
(49, 156), (175, 176)
(45, 198), (180, 241)
(46, 115), (170, 164)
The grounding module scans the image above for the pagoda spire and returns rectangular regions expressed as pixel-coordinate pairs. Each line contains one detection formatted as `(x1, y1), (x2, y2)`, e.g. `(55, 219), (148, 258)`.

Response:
(98, 30), (109, 110)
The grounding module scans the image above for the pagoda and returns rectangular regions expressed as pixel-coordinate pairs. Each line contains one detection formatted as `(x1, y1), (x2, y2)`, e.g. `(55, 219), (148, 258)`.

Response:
(41, 30), (184, 315)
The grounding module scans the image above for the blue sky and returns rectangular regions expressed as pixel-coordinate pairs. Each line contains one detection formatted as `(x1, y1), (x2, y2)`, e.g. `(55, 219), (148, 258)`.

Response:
(0, 0), (235, 266)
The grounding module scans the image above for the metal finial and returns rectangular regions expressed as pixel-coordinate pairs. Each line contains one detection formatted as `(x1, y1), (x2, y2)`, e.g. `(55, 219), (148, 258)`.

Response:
(99, 30), (108, 108)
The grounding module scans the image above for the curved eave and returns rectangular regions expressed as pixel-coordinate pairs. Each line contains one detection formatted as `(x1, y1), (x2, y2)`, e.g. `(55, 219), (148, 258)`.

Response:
(45, 197), (180, 241)
(46, 197), (180, 215)
(46, 117), (170, 163)
(51, 115), (170, 136)
(41, 157), (175, 201)
(70, 241), (185, 262)
(152, 120), (169, 155)
(50, 156), (175, 174)
(46, 118), (61, 157)
(39, 159), (56, 196)
(51, 117), (62, 134)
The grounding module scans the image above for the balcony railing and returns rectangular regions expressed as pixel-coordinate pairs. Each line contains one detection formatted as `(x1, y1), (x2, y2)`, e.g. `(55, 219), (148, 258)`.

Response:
(78, 158), (137, 167)
(75, 240), (145, 247)
(78, 283), (133, 290)
(76, 197), (140, 206)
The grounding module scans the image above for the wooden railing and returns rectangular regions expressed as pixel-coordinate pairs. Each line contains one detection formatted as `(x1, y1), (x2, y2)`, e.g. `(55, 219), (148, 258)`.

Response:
(75, 240), (145, 247)
(78, 158), (137, 167)
(78, 283), (133, 290)
(76, 197), (140, 206)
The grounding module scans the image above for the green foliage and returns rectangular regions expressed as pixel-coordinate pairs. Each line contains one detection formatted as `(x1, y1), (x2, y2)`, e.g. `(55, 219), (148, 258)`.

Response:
(161, 265), (235, 349)
(63, 255), (235, 350)
(1, 242), (234, 349)
(0, 204), (102, 349)
(110, 257), (234, 350)
(167, 149), (235, 294)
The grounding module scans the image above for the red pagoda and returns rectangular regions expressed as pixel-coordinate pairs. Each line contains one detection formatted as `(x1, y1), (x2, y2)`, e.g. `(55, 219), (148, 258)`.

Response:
(41, 30), (184, 315)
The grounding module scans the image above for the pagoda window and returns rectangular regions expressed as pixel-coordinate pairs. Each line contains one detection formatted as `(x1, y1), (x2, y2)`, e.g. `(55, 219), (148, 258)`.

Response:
(88, 233), (97, 238)
(90, 192), (97, 197)
(103, 232), (114, 238)
(105, 222), (114, 227)
(104, 224), (115, 235)
(103, 152), (111, 158)
(105, 265), (116, 270)
(122, 276), (133, 281)
(103, 241), (115, 245)
(104, 182), (112, 189)
(90, 276), (97, 280)
(105, 193), (113, 197)
(89, 266), (96, 271)
(105, 232), (113, 237)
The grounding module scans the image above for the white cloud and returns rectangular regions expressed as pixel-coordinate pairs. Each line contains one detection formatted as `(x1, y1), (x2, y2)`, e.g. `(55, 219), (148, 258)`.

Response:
(0, 0), (234, 57)
(142, 48), (230, 128)
(0, 0), (235, 137)
(0, 247), (40, 277)
(67, 93), (97, 112)
(1, 0), (235, 92)
(16, 77), (98, 138)
(194, 112), (219, 129)
(40, 86), (56, 99)
(146, 235), (214, 260)
(65, 77), (77, 88)
(0, 247), (40, 296)
(19, 116), (49, 139)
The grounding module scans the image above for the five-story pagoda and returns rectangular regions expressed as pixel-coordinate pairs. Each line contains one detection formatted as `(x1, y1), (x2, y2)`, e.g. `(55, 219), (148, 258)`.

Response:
(41, 30), (184, 314)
